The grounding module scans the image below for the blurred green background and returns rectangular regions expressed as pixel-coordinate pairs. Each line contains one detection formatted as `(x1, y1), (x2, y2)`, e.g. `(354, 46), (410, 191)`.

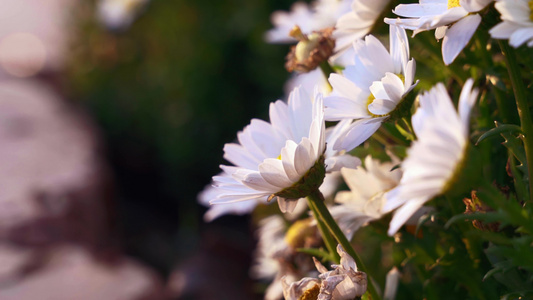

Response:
(67, 0), (295, 284)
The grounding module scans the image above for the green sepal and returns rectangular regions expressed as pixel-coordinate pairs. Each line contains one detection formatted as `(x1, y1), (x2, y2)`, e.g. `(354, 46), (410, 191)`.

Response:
(387, 93), (416, 123)
(274, 155), (326, 200)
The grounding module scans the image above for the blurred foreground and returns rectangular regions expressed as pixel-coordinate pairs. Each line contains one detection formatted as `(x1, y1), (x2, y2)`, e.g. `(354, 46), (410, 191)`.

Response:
(0, 0), (291, 299)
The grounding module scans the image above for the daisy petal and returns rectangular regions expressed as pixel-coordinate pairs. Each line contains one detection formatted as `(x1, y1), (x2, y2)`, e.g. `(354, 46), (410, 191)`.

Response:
(277, 197), (299, 213)
(442, 14), (481, 65)
(368, 99), (398, 115)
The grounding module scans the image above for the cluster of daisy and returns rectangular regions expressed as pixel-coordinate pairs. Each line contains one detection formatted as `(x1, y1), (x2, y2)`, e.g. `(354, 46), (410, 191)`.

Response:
(199, 0), (533, 299)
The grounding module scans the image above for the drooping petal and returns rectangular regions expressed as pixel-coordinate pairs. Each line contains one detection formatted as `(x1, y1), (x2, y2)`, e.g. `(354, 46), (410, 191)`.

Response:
(325, 155), (361, 172)
(277, 197), (299, 213)
(388, 198), (428, 235)
(509, 27), (533, 48)
(442, 14), (481, 65)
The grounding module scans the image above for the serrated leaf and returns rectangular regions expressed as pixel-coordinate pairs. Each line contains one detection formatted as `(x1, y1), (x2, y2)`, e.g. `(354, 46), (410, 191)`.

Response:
(476, 122), (522, 145)
(483, 266), (502, 281)
(445, 211), (504, 229)
(501, 130), (528, 180)
(508, 155), (529, 203)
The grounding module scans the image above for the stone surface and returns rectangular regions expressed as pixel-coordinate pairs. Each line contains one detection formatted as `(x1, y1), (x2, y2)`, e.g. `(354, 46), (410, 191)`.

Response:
(0, 246), (168, 300)
(0, 79), (169, 299)
(0, 79), (111, 248)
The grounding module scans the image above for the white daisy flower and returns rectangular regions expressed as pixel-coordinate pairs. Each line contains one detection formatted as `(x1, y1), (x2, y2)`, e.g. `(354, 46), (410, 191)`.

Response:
(208, 86), (359, 214)
(282, 245), (367, 300)
(385, 0), (493, 65)
(97, 0), (150, 30)
(324, 25), (418, 152)
(383, 78), (479, 236)
(329, 155), (402, 239)
(266, 0), (351, 44)
(490, 0), (533, 48)
(334, 0), (392, 54)
(199, 116), (359, 221)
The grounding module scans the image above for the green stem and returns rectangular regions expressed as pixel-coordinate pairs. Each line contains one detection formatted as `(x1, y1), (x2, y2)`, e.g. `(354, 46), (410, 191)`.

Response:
(308, 190), (382, 300)
(307, 198), (340, 263)
(499, 40), (533, 203)
(492, 80), (517, 125)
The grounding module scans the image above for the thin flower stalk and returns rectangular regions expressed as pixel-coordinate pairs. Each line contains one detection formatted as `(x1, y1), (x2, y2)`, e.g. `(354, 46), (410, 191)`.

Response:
(499, 40), (533, 202)
(307, 189), (381, 300)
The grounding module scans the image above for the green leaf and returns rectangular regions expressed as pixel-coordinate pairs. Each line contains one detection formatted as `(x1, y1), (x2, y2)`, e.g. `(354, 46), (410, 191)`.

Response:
(445, 212), (504, 229)
(509, 154), (529, 203)
(500, 128), (529, 181)
(475, 122), (522, 145)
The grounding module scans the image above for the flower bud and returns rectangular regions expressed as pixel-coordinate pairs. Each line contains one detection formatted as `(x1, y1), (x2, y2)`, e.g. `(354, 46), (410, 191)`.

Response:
(285, 26), (335, 73)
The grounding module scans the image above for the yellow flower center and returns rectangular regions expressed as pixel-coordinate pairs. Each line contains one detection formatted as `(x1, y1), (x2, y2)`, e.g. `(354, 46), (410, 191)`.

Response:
(298, 284), (320, 300)
(366, 93), (384, 118)
(448, 0), (461, 9)
(529, 0), (533, 21)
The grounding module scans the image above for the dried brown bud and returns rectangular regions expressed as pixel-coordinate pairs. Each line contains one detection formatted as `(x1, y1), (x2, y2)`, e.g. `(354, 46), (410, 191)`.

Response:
(285, 27), (335, 73)
(463, 190), (499, 231)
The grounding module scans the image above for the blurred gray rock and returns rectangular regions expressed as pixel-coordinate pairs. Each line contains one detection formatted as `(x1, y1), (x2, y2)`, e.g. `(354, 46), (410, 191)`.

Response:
(0, 78), (168, 299)
(0, 79), (111, 248)
(0, 246), (168, 300)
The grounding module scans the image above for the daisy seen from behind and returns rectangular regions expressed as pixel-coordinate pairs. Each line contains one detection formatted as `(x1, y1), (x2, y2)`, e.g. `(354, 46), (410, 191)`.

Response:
(324, 25), (418, 152)
(199, 115), (359, 222)
(383, 78), (479, 236)
(490, 0), (533, 48)
(208, 86), (359, 214)
(385, 0), (493, 65)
